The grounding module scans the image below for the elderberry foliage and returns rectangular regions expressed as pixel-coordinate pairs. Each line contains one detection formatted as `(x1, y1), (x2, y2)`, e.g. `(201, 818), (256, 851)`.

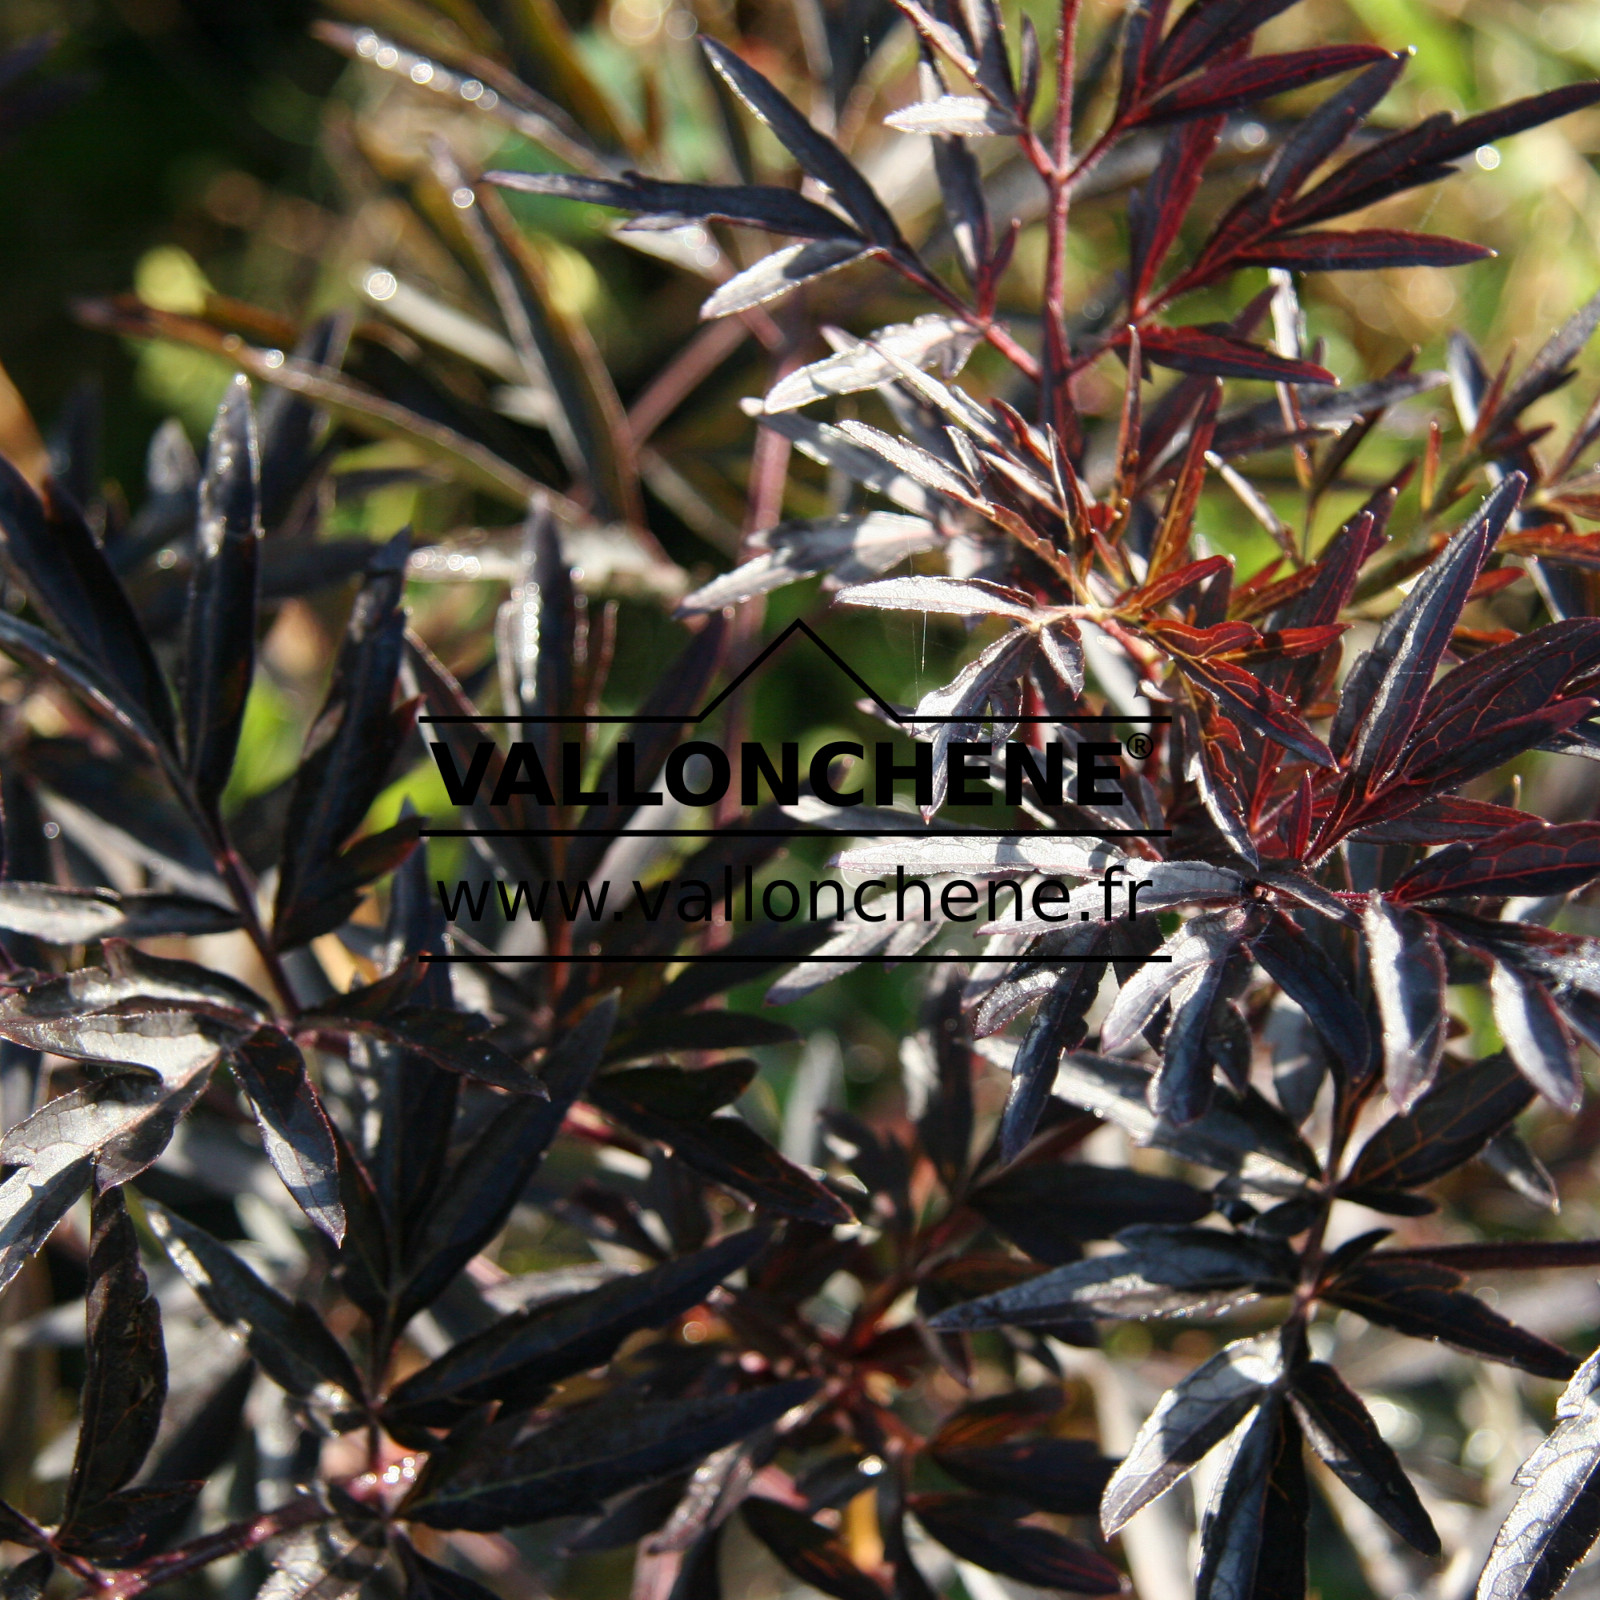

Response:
(4, 3), (1600, 1600)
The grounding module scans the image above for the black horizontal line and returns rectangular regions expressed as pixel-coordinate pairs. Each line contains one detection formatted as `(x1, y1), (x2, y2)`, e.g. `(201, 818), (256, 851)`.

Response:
(419, 715), (1171, 725)
(417, 954), (1170, 964)
(423, 828), (1170, 838)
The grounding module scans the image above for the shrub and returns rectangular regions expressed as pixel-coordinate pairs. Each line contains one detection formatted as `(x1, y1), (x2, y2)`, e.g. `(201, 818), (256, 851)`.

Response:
(4, 4), (1600, 1600)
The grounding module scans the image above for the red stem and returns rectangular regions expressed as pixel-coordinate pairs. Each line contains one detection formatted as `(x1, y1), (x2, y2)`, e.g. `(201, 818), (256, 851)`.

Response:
(73, 1496), (329, 1600)
(1040, 0), (1084, 424)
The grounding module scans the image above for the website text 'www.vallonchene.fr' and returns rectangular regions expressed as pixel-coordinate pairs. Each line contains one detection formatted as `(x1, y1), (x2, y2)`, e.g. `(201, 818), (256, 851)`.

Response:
(435, 863), (1153, 930)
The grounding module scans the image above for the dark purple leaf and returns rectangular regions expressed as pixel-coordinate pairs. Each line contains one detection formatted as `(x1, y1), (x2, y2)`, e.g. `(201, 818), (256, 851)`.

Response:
(701, 41), (906, 250)
(396, 1539), (504, 1600)
(1192, 1396), (1286, 1600)
(0, 882), (241, 943)
(229, 1027), (345, 1242)
(1479, 1348), (1600, 1600)
(742, 1499), (885, 1600)
(909, 1495), (1121, 1594)
(1394, 821), (1600, 905)
(1343, 1052), (1533, 1196)
(999, 926), (1109, 1161)
(0, 458), (175, 748)
(1251, 911), (1370, 1080)
(1141, 45), (1389, 125)
(1102, 1333), (1281, 1535)
(146, 1204), (366, 1430)
(1138, 324), (1335, 385)
(1491, 961), (1583, 1113)
(1154, 0), (1301, 84)
(932, 1438), (1115, 1516)
(1329, 475), (1524, 806)
(1322, 1259), (1576, 1379)
(929, 1226), (1295, 1327)
(1362, 895), (1447, 1108)
(1291, 1362), (1439, 1554)
(399, 996), (617, 1323)
(181, 376), (260, 815)
(1236, 227), (1490, 271)
(385, 1230), (766, 1426)
(60, 1187), (165, 1530)
(595, 1089), (849, 1226)
(0, 1556), (50, 1600)
(486, 170), (859, 241)
(272, 531), (412, 950)
(401, 1379), (817, 1530)
(969, 1164), (1211, 1265)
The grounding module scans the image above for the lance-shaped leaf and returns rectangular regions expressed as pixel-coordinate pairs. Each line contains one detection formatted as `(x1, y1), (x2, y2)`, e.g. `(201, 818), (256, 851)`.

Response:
(145, 1204), (366, 1429)
(55, 1483), (204, 1566)
(915, 1491), (1126, 1593)
(399, 995), (616, 1322)
(592, 1074), (849, 1226)
(1321, 1257), (1576, 1379)
(273, 532), (412, 950)
(301, 977), (534, 1094)
(0, 999), (239, 1083)
(1394, 821), (1600, 905)
(1140, 44), (1389, 124)
(385, 1230), (766, 1426)
(884, 96), (1020, 135)
(743, 1499), (886, 1600)
(486, 170), (860, 241)
(0, 883), (241, 942)
(1152, 944), (1238, 1127)
(182, 375), (261, 814)
(678, 513), (939, 614)
(1051, 1051), (1321, 1179)
(229, 1027), (345, 1243)
(0, 457), (176, 748)
(1491, 962), (1583, 1113)
(700, 40), (906, 251)
(909, 1496), (1121, 1593)
(59, 1187), (165, 1531)
(999, 925), (1109, 1161)
(1137, 325), (1334, 385)
(969, 1164), (1211, 1265)
(1103, 1333), (1282, 1535)
(1291, 81), (1600, 231)
(1290, 1361), (1438, 1554)
(763, 316), (977, 412)
(1332, 476), (1523, 795)
(1174, 652), (1334, 768)
(1101, 907), (1257, 1060)
(1362, 896), (1447, 1109)
(402, 1379), (817, 1530)
(700, 239), (871, 320)
(928, 1226), (1295, 1328)
(1235, 228), (1490, 271)
(1342, 1052), (1533, 1199)
(1250, 912), (1369, 1080)
(932, 1436), (1114, 1516)
(0, 1048), (226, 1296)
(1195, 1397), (1306, 1600)
(1478, 1346), (1600, 1600)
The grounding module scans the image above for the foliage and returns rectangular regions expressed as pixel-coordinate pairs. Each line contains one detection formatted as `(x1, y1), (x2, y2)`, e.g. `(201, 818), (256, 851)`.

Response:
(7, 4), (1600, 1600)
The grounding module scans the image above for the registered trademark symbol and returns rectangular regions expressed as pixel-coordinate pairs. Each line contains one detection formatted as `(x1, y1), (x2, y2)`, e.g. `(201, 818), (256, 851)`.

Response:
(1124, 731), (1154, 760)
